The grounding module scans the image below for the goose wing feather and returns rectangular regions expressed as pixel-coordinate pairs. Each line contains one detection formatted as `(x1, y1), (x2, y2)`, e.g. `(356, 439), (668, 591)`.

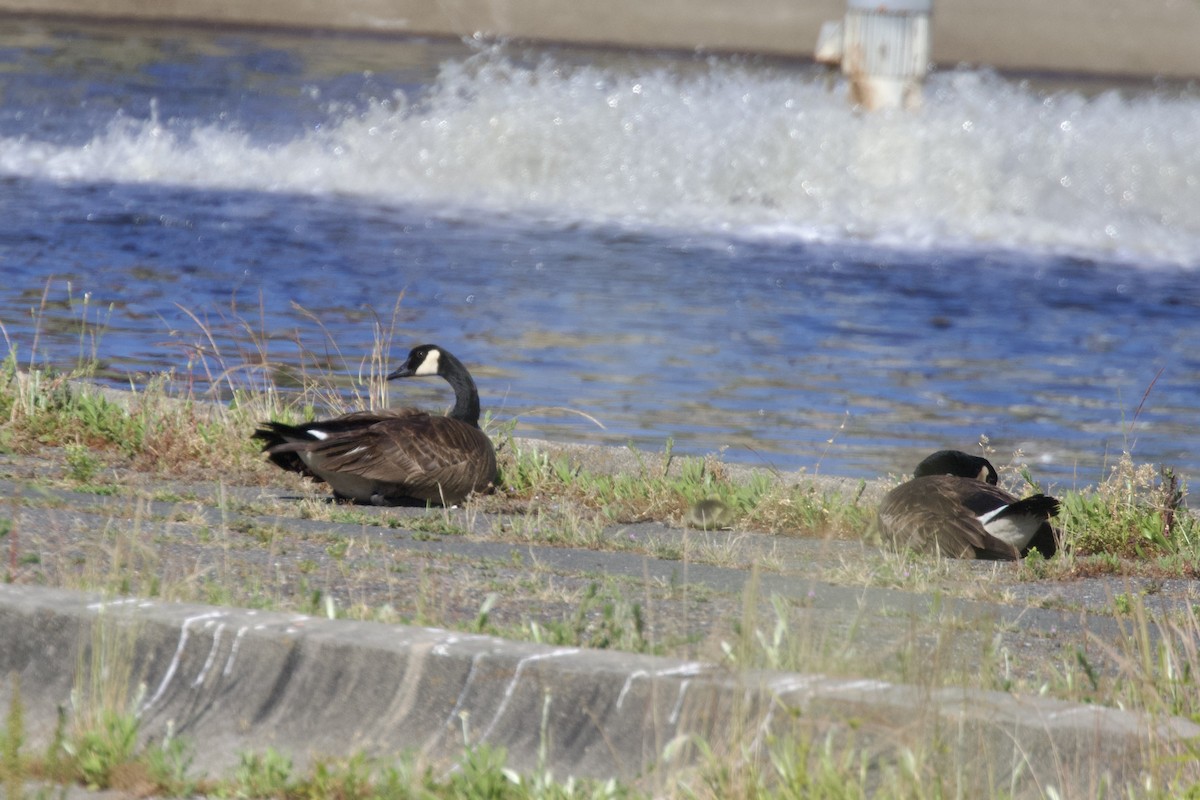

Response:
(253, 412), (408, 482)
(950, 481), (1026, 516)
(988, 493), (1061, 559)
(301, 410), (496, 502)
(877, 476), (1021, 560)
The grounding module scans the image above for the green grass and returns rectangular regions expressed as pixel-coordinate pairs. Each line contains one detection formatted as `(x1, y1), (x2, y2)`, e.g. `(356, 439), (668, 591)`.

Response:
(496, 435), (872, 540)
(1, 673), (632, 800)
(30, 665), (1200, 800)
(3, 673), (23, 800)
(6, 288), (1200, 796)
(517, 578), (659, 653)
(1058, 455), (1199, 560)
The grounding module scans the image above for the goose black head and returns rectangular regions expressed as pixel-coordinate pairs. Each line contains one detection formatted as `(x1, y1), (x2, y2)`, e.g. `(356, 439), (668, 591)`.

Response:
(387, 344), (444, 380)
(385, 344), (480, 425)
(912, 450), (998, 485)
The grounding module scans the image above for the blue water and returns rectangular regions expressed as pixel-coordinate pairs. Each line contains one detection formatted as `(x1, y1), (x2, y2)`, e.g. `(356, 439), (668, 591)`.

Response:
(1, 19), (1198, 486)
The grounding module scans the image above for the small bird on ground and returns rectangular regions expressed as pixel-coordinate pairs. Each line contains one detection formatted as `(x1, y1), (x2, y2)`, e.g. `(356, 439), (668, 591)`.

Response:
(253, 344), (496, 506)
(873, 449), (1060, 560)
(685, 498), (735, 530)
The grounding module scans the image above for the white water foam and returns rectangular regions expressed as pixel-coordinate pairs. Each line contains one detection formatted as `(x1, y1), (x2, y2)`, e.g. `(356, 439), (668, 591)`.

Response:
(1, 49), (1197, 265)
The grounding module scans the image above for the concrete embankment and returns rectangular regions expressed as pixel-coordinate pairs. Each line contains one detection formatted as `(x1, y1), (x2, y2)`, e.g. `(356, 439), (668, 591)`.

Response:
(2, 0), (1199, 79)
(2, 583), (1197, 793)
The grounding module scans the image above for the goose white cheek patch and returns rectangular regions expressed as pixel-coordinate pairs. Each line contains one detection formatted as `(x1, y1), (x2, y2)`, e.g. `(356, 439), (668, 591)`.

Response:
(414, 349), (441, 376)
(308, 429), (329, 440)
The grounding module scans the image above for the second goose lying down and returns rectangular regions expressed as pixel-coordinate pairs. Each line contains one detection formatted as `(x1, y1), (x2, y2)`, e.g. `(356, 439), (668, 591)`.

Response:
(875, 450), (1061, 560)
(253, 344), (496, 506)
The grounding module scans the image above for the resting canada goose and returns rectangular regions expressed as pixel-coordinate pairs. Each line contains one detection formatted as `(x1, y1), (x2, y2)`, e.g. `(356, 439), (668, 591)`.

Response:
(253, 344), (496, 506)
(875, 450), (1060, 560)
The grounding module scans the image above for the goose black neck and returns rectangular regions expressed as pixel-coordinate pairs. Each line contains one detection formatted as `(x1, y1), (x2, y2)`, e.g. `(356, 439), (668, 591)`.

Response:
(440, 351), (482, 426)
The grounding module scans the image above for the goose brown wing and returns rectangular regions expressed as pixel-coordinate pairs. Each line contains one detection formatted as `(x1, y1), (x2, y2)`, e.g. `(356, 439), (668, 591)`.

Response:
(877, 476), (1021, 560)
(254, 412), (408, 481)
(308, 411), (496, 501)
(951, 481), (1021, 516)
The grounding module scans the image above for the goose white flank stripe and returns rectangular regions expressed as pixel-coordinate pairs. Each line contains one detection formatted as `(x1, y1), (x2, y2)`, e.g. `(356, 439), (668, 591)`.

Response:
(976, 506), (1007, 526)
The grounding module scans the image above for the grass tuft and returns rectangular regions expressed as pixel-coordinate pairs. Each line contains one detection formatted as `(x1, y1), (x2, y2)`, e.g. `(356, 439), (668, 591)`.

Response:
(1059, 453), (1199, 567)
(2, 672), (24, 800)
(496, 437), (870, 540)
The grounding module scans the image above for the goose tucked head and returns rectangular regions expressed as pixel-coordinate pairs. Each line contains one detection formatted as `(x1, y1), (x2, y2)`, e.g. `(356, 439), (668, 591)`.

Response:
(387, 344), (443, 380)
(912, 450), (998, 485)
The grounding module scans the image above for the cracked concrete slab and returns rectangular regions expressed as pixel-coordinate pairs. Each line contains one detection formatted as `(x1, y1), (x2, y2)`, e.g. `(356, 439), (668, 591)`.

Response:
(1, 583), (1197, 796)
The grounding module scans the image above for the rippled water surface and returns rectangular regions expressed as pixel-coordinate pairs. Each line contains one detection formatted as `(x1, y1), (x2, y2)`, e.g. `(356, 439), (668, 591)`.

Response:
(1, 20), (1198, 485)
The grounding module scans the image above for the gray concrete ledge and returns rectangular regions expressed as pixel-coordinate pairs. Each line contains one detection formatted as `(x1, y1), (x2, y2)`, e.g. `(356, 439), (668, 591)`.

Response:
(1, 584), (1196, 794)
(2, 0), (1199, 79)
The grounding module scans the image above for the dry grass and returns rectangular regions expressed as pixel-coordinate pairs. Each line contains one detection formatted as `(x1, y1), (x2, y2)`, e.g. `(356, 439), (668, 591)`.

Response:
(5, 289), (1200, 796)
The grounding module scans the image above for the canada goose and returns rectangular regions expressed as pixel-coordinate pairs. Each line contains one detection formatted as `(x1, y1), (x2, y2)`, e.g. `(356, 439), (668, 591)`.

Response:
(253, 344), (496, 506)
(875, 450), (1060, 560)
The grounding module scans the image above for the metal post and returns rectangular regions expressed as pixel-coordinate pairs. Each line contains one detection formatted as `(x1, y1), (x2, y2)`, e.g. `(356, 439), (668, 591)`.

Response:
(816, 0), (933, 111)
